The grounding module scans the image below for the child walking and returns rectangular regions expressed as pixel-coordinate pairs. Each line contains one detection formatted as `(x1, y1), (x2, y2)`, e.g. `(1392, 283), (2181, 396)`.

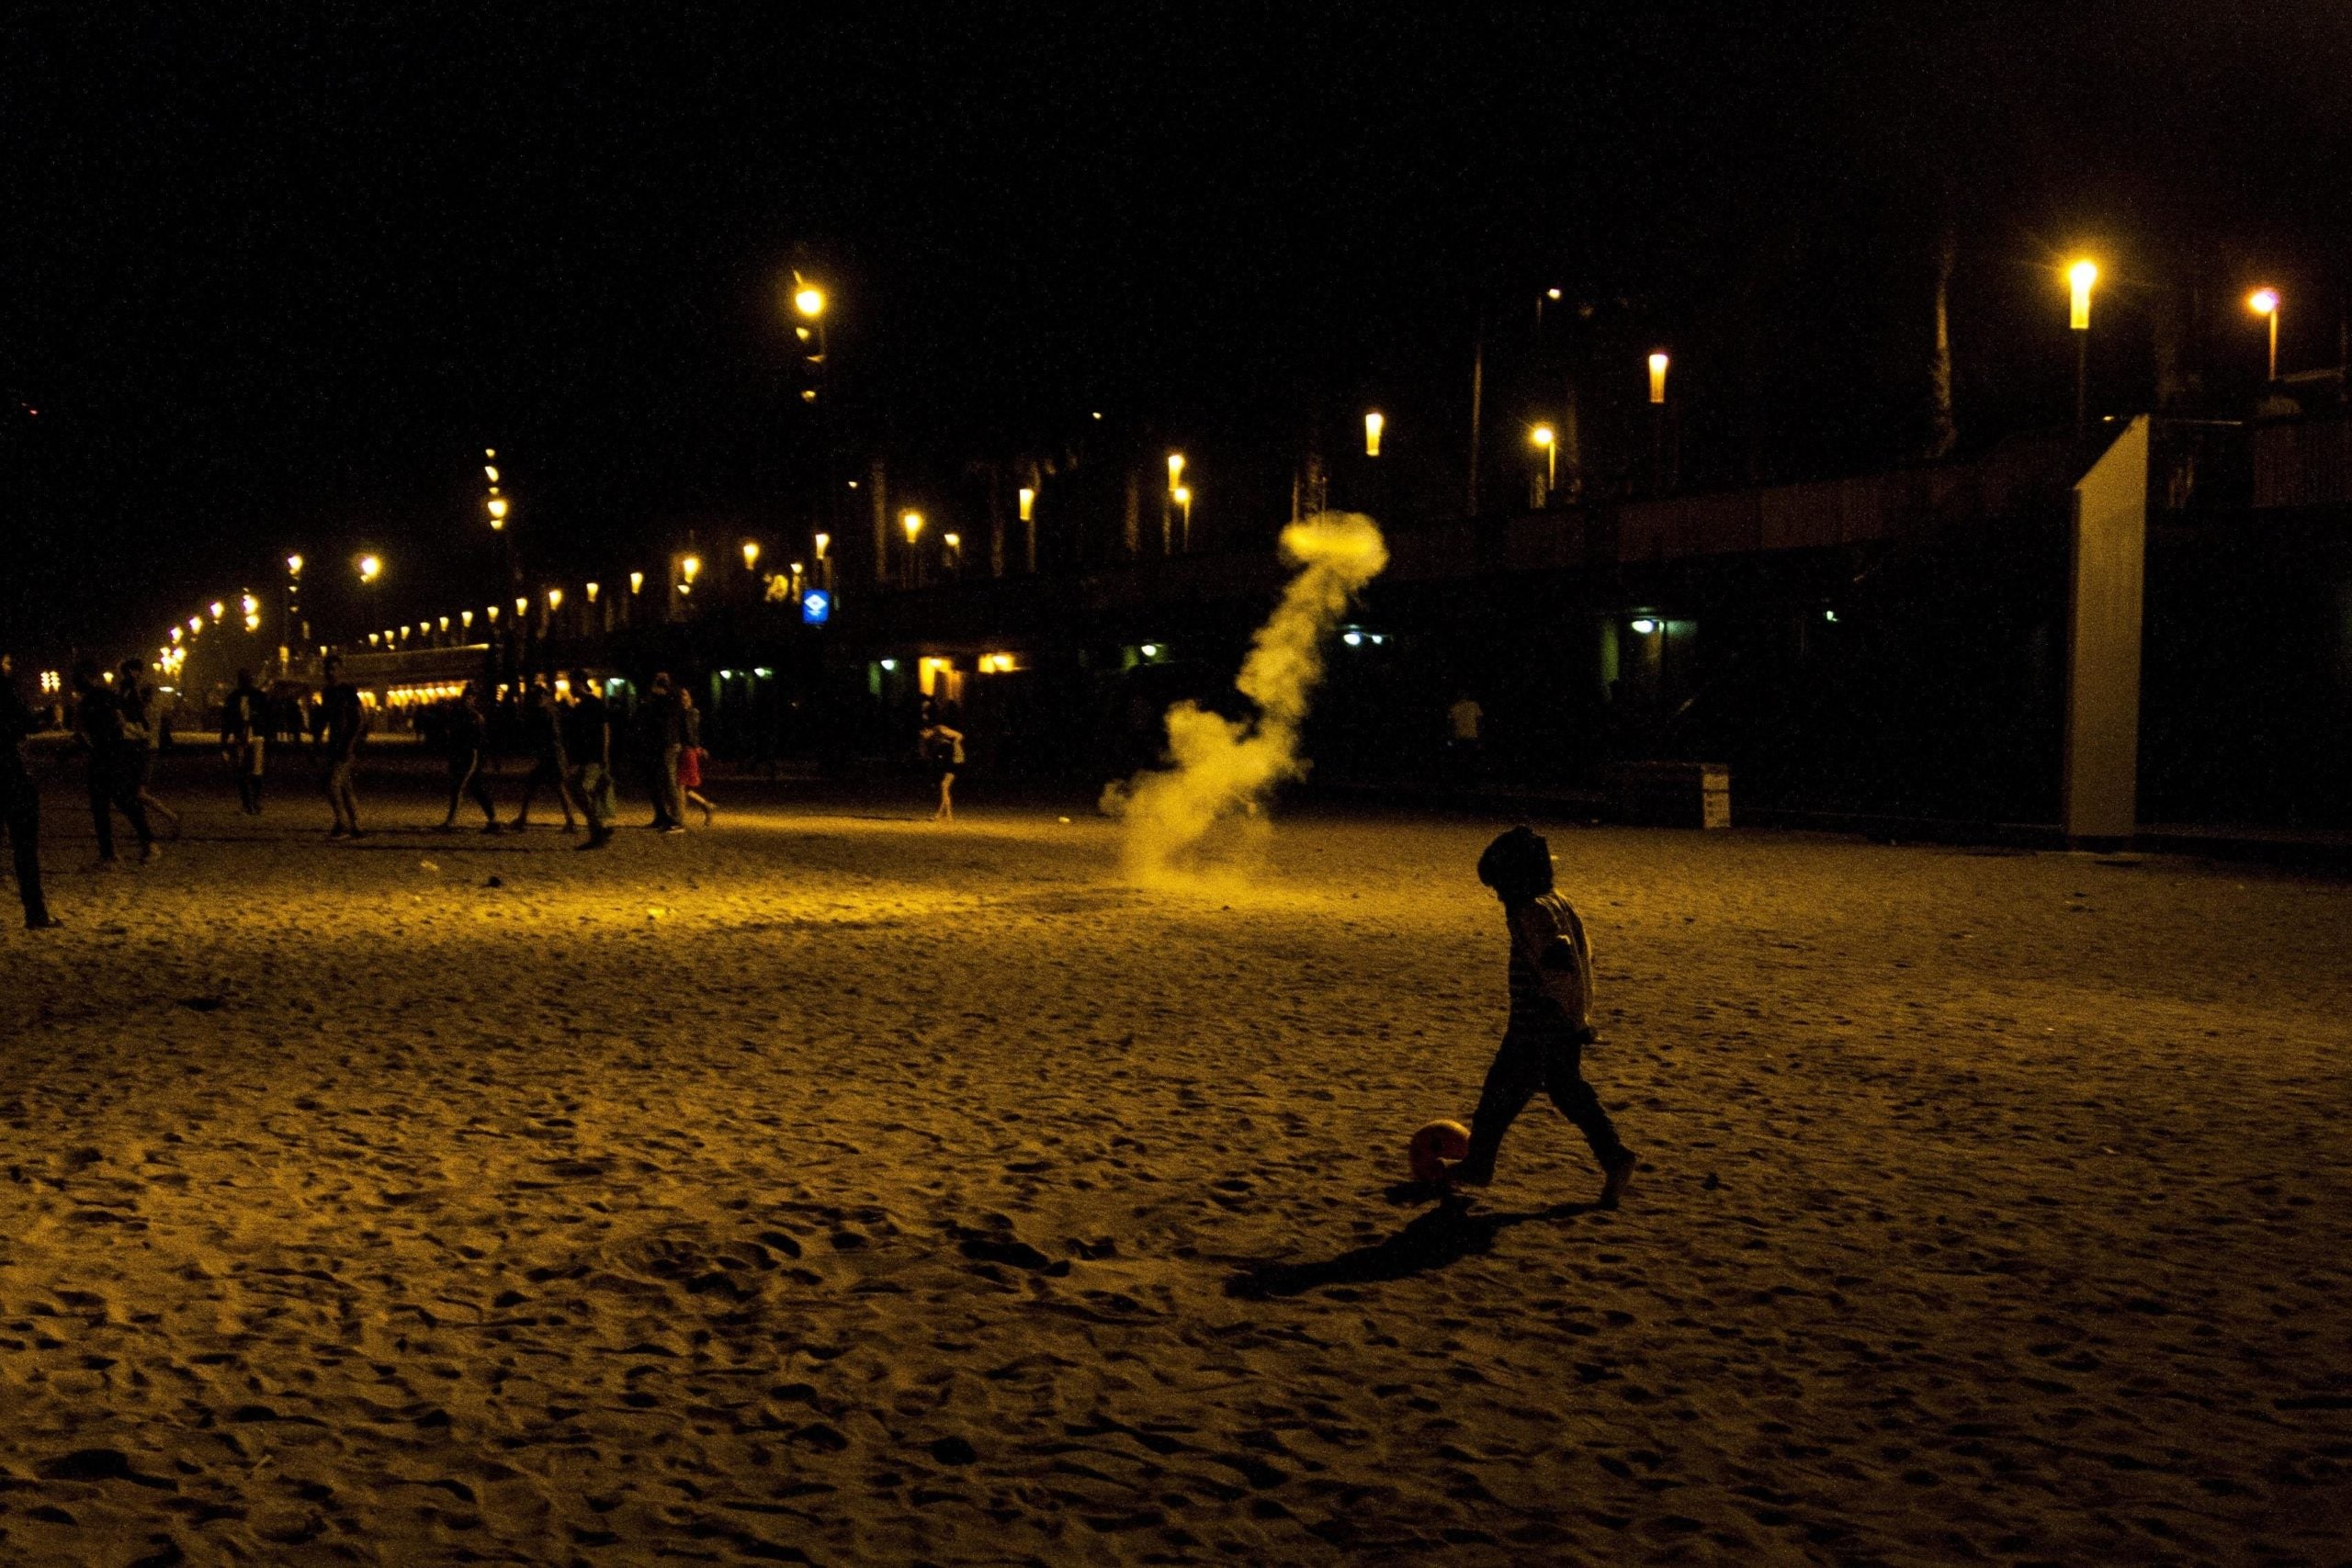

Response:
(1449, 826), (1637, 1208)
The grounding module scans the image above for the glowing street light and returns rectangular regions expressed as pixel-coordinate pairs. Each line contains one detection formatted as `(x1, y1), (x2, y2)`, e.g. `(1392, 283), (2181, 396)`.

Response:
(487, 496), (510, 528)
(629, 570), (645, 595)
(1166, 452), (1185, 492)
(1530, 423), (1556, 502)
(814, 531), (831, 558)
(514, 595), (529, 618)
(357, 554), (381, 583)
(2248, 287), (2281, 381)
(547, 587), (564, 612)
(742, 541), (761, 571)
(2067, 259), (2098, 332)
(584, 581), (599, 603)
(210, 601), (225, 621)
(795, 286), (826, 320)
(902, 510), (923, 542)
(1016, 488), (1035, 523)
(1363, 411), (1385, 457)
(681, 555), (702, 586)
(461, 609), (474, 629)
(286, 554), (303, 575)
(1172, 485), (1193, 547)
(1647, 352), (1670, 405)
(486, 604), (499, 624)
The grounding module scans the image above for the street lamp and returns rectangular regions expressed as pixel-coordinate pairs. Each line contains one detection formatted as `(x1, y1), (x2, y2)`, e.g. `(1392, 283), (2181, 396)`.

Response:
(902, 510), (923, 543)
(1166, 452), (1185, 491)
(487, 496), (510, 528)
(629, 570), (645, 595)
(2248, 287), (2281, 381)
(1363, 411), (1385, 457)
(742, 541), (761, 572)
(210, 601), (225, 622)
(1530, 423), (1555, 504)
(2066, 258), (2098, 439)
(547, 587), (563, 612)
(357, 554), (381, 583)
(681, 554), (702, 585)
(795, 285), (825, 320)
(1647, 352), (1670, 405)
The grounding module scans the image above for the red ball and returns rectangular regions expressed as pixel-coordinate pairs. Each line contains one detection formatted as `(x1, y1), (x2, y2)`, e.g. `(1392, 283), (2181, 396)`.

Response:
(1408, 1119), (1471, 1182)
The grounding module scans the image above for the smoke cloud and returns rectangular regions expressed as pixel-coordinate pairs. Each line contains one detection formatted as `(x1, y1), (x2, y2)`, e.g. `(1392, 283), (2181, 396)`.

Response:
(1105, 512), (1388, 881)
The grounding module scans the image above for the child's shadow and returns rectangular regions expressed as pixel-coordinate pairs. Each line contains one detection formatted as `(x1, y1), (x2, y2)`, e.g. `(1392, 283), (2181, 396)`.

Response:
(1224, 1195), (1591, 1300)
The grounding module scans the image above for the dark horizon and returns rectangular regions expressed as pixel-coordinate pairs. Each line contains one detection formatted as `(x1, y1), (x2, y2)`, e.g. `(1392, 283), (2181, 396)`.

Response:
(9, 2), (2352, 656)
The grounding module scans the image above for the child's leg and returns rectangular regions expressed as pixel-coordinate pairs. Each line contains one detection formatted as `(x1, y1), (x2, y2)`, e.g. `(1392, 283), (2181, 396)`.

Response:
(1539, 1036), (1633, 1173)
(1453, 1033), (1544, 1184)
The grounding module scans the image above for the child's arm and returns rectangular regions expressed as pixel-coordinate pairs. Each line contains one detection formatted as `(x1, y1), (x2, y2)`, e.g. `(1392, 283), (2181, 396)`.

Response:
(1513, 902), (1590, 1030)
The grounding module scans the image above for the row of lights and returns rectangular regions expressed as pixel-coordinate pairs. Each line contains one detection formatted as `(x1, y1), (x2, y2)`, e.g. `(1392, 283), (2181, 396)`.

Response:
(150, 589), (266, 680)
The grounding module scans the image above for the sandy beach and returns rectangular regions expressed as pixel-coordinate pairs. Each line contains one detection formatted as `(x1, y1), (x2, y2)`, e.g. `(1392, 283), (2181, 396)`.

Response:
(3, 765), (2347, 1565)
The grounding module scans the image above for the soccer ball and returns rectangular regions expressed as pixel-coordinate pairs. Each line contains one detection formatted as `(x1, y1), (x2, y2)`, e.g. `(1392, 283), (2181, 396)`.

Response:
(1408, 1119), (1472, 1182)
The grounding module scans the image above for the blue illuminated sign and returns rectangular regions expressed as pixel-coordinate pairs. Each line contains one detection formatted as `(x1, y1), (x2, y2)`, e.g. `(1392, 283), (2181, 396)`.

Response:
(802, 589), (831, 626)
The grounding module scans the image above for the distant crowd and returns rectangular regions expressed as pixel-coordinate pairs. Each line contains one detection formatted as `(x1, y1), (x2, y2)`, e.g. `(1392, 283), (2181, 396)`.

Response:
(1, 651), (971, 932)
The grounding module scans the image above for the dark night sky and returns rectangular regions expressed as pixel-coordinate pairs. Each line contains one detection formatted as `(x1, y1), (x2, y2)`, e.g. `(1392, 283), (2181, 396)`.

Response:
(7, 2), (2351, 656)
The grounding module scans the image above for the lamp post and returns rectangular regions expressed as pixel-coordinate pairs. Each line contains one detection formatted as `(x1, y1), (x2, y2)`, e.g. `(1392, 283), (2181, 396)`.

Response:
(900, 511), (923, 588)
(1171, 487), (1193, 550)
(1166, 453), (1185, 557)
(2248, 287), (2280, 382)
(1529, 424), (1555, 507)
(1363, 411), (1384, 457)
(2066, 260), (2098, 440)
(283, 554), (304, 673)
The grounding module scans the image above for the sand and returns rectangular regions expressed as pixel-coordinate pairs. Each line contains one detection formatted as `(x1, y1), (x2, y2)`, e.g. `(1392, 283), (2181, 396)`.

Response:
(3, 765), (2348, 1565)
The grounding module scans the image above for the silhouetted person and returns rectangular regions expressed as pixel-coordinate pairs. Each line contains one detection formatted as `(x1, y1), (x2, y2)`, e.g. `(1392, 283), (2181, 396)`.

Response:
(1447, 827), (1636, 1208)
(437, 683), (501, 833)
(220, 667), (268, 815)
(921, 700), (964, 823)
(117, 657), (180, 836)
(316, 654), (368, 838)
(635, 672), (685, 833)
(677, 688), (715, 827)
(1, 653), (58, 929)
(510, 681), (580, 832)
(73, 660), (155, 865)
(564, 670), (616, 850)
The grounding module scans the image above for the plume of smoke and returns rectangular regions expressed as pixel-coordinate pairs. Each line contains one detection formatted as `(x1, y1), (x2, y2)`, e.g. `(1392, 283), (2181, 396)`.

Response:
(1106, 512), (1388, 881)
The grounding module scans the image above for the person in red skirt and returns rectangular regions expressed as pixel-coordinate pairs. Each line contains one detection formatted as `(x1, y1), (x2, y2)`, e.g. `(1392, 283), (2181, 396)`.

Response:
(677, 689), (716, 827)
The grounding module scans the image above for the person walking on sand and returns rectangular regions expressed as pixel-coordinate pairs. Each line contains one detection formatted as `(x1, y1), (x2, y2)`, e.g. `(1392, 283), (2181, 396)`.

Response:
(1, 652), (59, 929)
(510, 681), (580, 832)
(635, 672), (686, 834)
(73, 660), (157, 865)
(677, 688), (716, 827)
(1445, 826), (1637, 1208)
(920, 700), (965, 823)
(117, 658), (182, 837)
(220, 667), (269, 816)
(563, 670), (616, 850)
(316, 654), (368, 839)
(436, 683), (502, 833)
